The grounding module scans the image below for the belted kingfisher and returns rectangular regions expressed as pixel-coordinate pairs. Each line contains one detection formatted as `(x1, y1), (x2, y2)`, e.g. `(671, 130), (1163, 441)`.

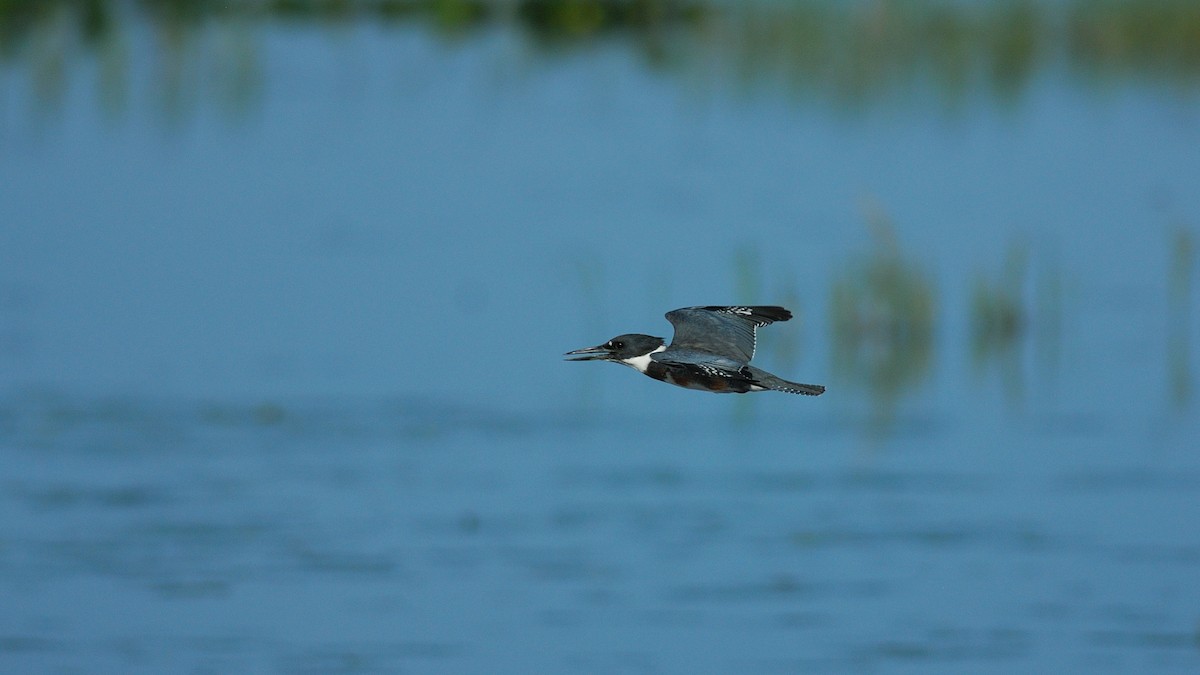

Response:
(565, 306), (825, 396)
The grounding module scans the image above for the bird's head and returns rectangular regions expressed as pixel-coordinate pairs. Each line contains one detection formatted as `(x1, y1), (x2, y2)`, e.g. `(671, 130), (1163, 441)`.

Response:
(564, 333), (665, 362)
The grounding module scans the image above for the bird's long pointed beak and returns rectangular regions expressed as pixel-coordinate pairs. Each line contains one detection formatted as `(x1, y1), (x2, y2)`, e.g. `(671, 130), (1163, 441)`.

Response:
(563, 344), (613, 361)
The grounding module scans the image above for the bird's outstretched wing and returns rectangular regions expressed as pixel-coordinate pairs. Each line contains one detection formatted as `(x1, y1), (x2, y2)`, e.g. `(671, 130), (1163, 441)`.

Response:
(664, 306), (792, 363)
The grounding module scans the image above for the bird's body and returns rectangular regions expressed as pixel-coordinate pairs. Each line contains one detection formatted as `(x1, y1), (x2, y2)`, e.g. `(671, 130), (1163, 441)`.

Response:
(565, 306), (825, 396)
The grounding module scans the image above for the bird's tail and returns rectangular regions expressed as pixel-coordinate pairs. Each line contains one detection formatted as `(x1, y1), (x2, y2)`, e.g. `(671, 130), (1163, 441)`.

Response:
(745, 366), (825, 396)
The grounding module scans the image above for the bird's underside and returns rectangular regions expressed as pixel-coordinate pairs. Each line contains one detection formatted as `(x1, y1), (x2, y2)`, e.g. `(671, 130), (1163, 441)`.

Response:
(648, 352), (825, 396)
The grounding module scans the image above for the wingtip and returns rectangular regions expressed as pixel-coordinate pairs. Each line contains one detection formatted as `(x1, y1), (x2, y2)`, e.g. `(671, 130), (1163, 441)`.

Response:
(694, 305), (793, 323)
(757, 306), (793, 323)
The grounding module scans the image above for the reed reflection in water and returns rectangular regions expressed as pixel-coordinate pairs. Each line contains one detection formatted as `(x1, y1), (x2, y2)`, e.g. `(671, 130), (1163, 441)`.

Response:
(1169, 226), (1195, 409)
(829, 206), (936, 436)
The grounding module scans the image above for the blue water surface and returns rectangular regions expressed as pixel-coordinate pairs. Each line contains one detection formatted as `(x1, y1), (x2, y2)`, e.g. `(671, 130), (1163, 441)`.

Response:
(1, 2), (1199, 672)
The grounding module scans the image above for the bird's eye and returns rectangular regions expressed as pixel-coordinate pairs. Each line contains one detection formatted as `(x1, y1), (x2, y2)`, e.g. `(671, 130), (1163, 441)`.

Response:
(611, 341), (624, 349)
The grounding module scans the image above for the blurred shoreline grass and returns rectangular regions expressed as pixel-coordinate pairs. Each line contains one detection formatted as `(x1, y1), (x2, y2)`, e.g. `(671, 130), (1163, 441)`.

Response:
(2, 0), (1200, 121)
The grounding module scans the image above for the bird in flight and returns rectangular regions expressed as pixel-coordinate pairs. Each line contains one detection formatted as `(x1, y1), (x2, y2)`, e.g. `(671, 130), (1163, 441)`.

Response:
(565, 306), (825, 396)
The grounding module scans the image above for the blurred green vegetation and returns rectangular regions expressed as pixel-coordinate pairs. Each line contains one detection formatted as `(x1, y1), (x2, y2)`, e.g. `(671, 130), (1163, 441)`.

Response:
(830, 206), (935, 420)
(3, 0), (1200, 120)
(970, 243), (1027, 398)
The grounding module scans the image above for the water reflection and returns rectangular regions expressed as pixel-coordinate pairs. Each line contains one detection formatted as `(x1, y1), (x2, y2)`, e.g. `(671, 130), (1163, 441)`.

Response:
(1169, 227), (1195, 408)
(1033, 248), (1064, 391)
(830, 207), (935, 433)
(970, 243), (1027, 400)
(4, 0), (1200, 124)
